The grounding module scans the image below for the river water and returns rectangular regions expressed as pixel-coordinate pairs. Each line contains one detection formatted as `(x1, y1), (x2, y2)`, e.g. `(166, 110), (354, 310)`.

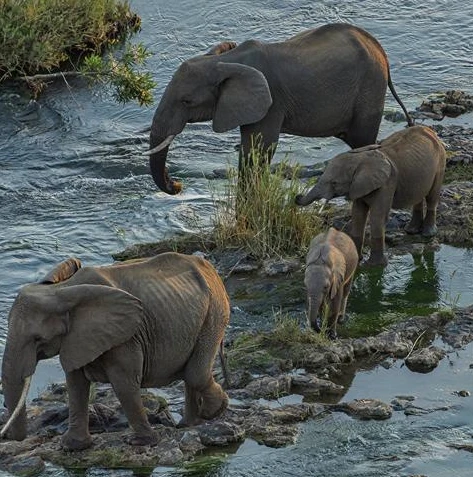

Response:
(1, 0), (473, 476)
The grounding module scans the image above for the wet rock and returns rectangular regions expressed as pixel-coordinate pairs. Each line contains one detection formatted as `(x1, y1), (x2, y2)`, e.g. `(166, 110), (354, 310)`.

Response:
(5, 456), (45, 477)
(351, 332), (412, 358)
(179, 430), (205, 453)
(261, 257), (301, 276)
(241, 374), (292, 399)
(404, 346), (446, 373)
(243, 402), (324, 447)
(291, 374), (345, 396)
(453, 390), (470, 397)
(155, 440), (184, 466)
(416, 90), (473, 119)
(197, 421), (245, 446)
(330, 399), (393, 420)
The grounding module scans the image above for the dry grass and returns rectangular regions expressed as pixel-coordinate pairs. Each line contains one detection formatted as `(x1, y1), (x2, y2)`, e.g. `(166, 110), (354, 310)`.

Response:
(211, 142), (324, 260)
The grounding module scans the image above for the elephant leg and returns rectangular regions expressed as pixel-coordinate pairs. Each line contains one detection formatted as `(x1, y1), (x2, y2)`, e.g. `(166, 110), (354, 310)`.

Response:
(327, 291), (344, 340)
(62, 369), (92, 451)
(349, 200), (369, 259)
(405, 201), (425, 234)
(106, 352), (158, 446)
(366, 201), (390, 267)
(180, 330), (229, 427)
(422, 174), (443, 237)
(338, 276), (354, 325)
(343, 111), (382, 149)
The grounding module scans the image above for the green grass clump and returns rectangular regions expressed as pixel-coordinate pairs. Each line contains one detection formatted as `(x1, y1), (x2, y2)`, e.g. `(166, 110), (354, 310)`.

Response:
(211, 141), (324, 260)
(0, 0), (138, 79)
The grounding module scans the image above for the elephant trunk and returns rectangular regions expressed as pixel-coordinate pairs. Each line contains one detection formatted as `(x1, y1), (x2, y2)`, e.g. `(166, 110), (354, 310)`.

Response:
(295, 184), (323, 206)
(148, 133), (182, 195)
(307, 294), (323, 333)
(1, 341), (36, 440)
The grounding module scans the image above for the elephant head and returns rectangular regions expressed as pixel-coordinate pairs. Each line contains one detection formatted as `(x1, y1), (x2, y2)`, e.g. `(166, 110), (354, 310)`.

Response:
(144, 46), (273, 194)
(295, 145), (392, 206)
(304, 244), (345, 332)
(1, 260), (143, 441)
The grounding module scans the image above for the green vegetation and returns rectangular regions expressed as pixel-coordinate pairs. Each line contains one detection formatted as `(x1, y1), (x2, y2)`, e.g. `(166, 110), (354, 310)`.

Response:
(227, 311), (328, 373)
(444, 162), (473, 183)
(0, 0), (155, 105)
(211, 142), (324, 260)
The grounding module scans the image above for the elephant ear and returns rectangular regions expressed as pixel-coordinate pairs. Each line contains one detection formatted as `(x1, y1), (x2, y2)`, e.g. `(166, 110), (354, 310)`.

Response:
(213, 62), (272, 133)
(40, 258), (82, 284)
(55, 284), (144, 372)
(349, 151), (393, 200)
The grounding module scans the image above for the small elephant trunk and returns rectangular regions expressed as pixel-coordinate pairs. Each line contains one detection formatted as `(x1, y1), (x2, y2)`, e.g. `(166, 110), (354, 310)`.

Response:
(307, 294), (323, 333)
(295, 185), (322, 206)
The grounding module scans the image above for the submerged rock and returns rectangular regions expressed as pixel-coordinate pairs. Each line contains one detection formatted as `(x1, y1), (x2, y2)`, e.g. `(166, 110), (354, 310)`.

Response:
(329, 399), (393, 420)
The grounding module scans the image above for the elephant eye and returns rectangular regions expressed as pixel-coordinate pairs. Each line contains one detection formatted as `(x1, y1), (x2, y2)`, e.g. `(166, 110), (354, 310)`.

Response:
(181, 99), (192, 107)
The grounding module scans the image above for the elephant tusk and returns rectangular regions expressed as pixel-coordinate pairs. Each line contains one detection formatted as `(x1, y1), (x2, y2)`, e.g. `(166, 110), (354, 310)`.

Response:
(142, 135), (176, 156)
(0, 375), (32, 438)
(318, 198), (327, 214)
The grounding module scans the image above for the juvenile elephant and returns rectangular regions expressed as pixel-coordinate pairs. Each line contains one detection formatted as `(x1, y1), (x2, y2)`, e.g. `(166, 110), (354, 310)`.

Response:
(305, 228), (358, 339)
(1, 253), (230, 450)
(296, 126), (446, 266)
(144, 23), (413, 195)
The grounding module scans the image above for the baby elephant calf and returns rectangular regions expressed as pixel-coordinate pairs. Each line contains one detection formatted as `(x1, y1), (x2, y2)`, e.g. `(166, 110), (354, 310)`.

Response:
(305, 227), (358, 339)
(296, 125), (446, 266)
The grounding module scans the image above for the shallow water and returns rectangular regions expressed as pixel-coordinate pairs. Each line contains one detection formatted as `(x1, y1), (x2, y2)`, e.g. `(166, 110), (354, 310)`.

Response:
(1, 0), (473, 475)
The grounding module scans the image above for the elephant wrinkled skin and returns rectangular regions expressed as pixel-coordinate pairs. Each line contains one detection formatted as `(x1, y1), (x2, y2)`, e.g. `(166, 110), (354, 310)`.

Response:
(1, 253), (230, 450)
(145, 23), (413, 195)
(296, 126), (446, 266)
(304, 228), (359, 339)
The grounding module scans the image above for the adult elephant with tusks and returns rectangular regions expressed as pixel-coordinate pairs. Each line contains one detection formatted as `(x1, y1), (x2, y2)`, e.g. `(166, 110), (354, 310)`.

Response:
(143, 23), (413, 195)
(1, 253), (230, 450)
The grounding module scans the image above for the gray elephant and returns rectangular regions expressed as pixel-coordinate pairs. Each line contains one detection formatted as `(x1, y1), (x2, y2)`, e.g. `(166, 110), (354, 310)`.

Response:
(296, 126), (446, 266)
(144, 23), (413, 195)
(305, 228), (358, 339)
(1, 253), (230, 450)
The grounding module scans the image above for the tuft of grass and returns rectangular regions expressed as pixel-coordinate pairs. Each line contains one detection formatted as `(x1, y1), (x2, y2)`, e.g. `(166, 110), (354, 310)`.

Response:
(267, 311), (328, 347)
(211, 140), (324, 260)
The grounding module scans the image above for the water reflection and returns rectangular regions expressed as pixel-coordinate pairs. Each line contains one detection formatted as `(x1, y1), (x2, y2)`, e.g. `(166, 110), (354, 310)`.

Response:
(346, 248), (442, 336)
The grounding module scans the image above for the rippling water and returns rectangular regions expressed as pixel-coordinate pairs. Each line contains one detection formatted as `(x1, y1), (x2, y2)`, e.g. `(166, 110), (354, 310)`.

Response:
(1, 0), (473, 475)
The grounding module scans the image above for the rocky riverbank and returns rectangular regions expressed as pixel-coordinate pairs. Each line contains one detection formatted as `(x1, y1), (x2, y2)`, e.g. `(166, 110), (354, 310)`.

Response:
(1, 122), (473, 476)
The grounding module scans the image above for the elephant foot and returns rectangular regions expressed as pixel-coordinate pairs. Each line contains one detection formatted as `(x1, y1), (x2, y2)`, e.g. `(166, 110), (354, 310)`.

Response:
(177, 416), (205, 428)
(404, 222), (423, 235)
(124, 430), (159, 447)
(309, 319), (321, 333)
(326, 329), (338, 341)
(61, 431), (92, 451)
(337, 313), (349, 325)
(422, 224), (438, 237)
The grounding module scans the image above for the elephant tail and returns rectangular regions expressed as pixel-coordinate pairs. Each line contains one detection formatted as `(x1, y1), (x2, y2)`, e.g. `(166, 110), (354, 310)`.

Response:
(388, 73), (415, 127)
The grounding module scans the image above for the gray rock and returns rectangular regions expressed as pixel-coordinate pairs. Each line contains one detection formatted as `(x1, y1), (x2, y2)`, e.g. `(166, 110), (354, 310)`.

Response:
(7, 456), (45, 477)
(261, 258), (301, 276)
(331, 399), (393, 420)
(243, 374), (292, 399)
(291, 374), (345, 396)
(197, 421), (245, 446)
(405, 346), (446, 373)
